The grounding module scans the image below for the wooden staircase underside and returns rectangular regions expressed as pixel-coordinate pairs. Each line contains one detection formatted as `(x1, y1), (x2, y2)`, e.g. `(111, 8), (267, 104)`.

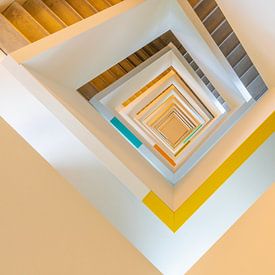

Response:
(0, 0), (123, 52)
(78, 30), (226, 106)
(0, 0), (267, 102)
(188, 0), (267, 100)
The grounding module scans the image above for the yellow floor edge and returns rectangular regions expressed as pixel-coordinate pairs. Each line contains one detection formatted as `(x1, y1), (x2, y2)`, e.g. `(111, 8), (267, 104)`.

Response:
(143, 112), (275, 232)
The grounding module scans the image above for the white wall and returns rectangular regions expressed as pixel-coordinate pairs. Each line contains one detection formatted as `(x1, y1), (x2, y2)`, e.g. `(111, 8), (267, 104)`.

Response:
(0, 117), (160, 275)
(187, 184), (275, 275)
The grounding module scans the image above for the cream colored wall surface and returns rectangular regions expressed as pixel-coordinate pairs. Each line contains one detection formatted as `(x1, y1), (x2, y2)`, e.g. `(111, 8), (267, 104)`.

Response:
(0, 118), (160, 275)
(187, 184), (275, 275)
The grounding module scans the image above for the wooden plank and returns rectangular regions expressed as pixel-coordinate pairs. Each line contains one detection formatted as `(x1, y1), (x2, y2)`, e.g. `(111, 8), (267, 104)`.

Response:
(194, 0), (217, 21)
(204, 7), (224, 33)
(23, 0), (66, 33)
(3, 2), (49, 42)
(188, 0), (202, 8)
(66, 0), (97, 18)
(78, 82), (98, 100)
(128, 53), (143, 66)
(90, 75), (108, 91)
(219, 32), (240, 56)
(247, 75), (268, 100)
(106, 0), (123, 4)
(43, 0), (82, 25)
(0, 14), (29, 53)
(233, 54), (253, 78)
(119, 59), (135, 72)
(109, 64), (126, 78)
(212, 20), (232, 46)
(87, 0), (111, 11)
(240, 65), (259, 87)
(227, 43), (246, 67)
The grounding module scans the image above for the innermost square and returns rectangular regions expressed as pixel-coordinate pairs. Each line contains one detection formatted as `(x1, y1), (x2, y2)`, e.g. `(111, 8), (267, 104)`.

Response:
(158, 112), (189, 146)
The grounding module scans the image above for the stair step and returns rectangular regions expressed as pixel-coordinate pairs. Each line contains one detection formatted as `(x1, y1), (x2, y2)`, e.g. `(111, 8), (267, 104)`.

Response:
(0, 14), (29, 53)
(203, 6), (224, 33)
(194, 0), (217, 21)
(227, 43), (246, 67)
(109, 64), (127, 78)
(135, 49), (150, 61)
(201, 75), (210, 86)
(183, 52), (193, 63)
(91, 75), (108, 90)
(65, 0), (97, 18)
(240, 65), (259, 87)
(206, 82), (215, 92)
(212, 20), (232, 46)
(78, 82), (98, 100)
(246, 75), (268, 100)
(196, 68), (204, 78)
(220, 32), (239, 57)
(217, 95), (225, 104)
(212, 89), (219, 98)
(143, 44), (157, 56)
(43, 0), (82, 25)
(190, 61), (199, 71)
(3, 2), (49, 42)
(87, 0), (111, 11)
(119, 59), (135, 72)
(101, 70), (117, 84)
(23, 0), (66, 33)
(107, 0), (123, 4)
(234, 54), (253, 78)
(128, 53), (143, 66)
(151, 39), (165, 51)
(189, 0), (202, 8)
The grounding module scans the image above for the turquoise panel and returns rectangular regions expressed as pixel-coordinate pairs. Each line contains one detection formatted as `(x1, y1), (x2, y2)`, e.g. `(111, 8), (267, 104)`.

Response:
(110, 117), (142, 148)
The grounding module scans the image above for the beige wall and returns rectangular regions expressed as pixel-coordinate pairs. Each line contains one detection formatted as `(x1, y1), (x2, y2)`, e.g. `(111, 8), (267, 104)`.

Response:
(0, 118), (160, 275)
(187, 183), (275, 275)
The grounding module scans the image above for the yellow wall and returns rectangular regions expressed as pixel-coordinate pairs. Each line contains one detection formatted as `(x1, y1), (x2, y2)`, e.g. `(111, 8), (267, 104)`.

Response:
(0, 118), (160, 275)
(188, 183), (275, 275)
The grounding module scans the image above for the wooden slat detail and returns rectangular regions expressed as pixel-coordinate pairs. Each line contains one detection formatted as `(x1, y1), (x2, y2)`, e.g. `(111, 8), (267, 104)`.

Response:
(106, 0), (123, 4)
(3, 2), (49, 42)
(190, 61), (199, 71)
(227, 43), (246, 67)
(203, 6), (224, 33)
(247, 75), (268, 100)
(79, 31), (221, 101)
(66, 0), (97, 18)
(128, 53), (143, 66)
(188, 0), (202, 8)
(119, 59), (135, 72)
(90, 75), (108, 90)
(43, 0), (82, 25)
(78, 82), (98, 100)
(234, 55), (253, 78)
(240, 65), (259, 87)
(87, 0), (111, 11)
(194, 0), (217, 21)
(0, 14), (29, 53)
(135, 49), (150, 61)
(219, 32), (239, 57)
(101, 70), (117, 84)
(109, 64), (126, 78)
(143, 44), (158, 56)
(196, 68), (204, 78)
(212, 20), (232, 45)
(183, 52), (193, 63)
(23, 0), (66, 33)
